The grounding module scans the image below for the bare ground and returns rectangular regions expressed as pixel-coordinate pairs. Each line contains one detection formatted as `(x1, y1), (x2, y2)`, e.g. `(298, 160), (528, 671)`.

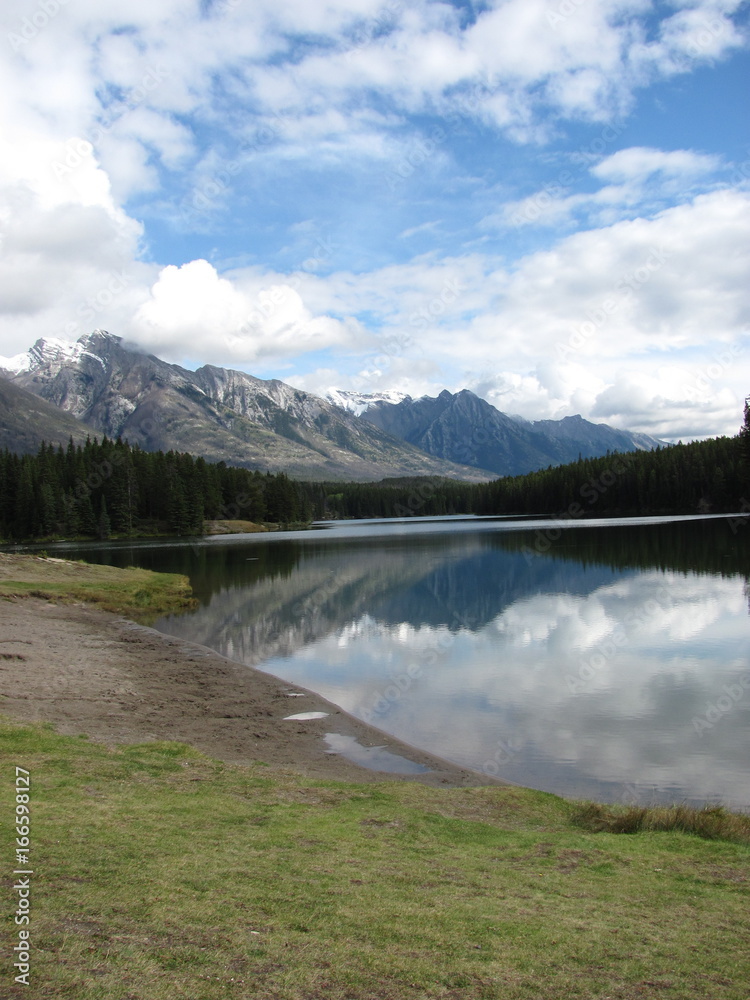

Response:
(0, 595), (503, 787)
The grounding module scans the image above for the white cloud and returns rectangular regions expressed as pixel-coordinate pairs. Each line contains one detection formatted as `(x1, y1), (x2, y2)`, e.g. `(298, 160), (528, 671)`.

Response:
(279, 188), (750, 435)
(637, 1), (747, 75)
(0, 0), (747, 442)
(129, 259), (358, 365)
(591, 146), (723, 182)
(590, 367), (746, 440)
(494, 146), (726, 230)
(0, 129), (149, 351)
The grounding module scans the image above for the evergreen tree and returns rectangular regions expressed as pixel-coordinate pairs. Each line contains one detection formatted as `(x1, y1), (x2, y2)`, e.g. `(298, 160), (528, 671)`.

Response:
(740, 396), (750, 492)
(98, 497), (111, 540)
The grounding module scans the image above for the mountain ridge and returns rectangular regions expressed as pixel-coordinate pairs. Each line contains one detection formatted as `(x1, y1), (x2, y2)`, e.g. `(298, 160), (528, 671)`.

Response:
(0, 377), (95, 454)
(1, 331), (663, 480)
(1, 332), (491, 482)
(326, 387), (663, 476)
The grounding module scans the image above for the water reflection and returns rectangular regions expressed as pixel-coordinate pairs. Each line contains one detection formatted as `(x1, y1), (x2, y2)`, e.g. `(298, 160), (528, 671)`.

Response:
(30, 516), (750, 808)
(147, 517), (750, 809)
(323, 733), (429, 774)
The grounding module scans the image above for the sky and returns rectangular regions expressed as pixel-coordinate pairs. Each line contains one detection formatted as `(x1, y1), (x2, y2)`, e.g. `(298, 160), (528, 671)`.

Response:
(0, 0), (749, 441)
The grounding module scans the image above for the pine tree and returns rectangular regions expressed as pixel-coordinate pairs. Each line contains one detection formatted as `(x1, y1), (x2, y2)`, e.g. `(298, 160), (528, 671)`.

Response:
(98, 497), (111, 540)
(740, 396), (750, 491)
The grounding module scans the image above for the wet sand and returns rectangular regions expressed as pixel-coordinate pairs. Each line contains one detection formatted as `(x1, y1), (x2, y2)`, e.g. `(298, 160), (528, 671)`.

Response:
(0, 596), (504, 787)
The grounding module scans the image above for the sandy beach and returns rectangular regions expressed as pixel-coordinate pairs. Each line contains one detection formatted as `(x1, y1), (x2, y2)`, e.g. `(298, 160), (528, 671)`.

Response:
(0, 595), (502, 787)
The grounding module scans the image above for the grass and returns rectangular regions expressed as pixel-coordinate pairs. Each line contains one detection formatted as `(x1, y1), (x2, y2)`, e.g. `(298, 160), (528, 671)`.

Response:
(0, 553), (196, 622)
(572, 801), (750, 844)
(203, 519), (270, 534)
(1, 720), (748, 1000)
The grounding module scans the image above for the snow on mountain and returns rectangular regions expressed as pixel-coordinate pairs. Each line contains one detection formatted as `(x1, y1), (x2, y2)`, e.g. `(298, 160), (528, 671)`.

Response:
(0, 350), (32, 375)
(326, 388), (411, 416)
(4, 331), (489, 481)
(0, 329), (116, 376)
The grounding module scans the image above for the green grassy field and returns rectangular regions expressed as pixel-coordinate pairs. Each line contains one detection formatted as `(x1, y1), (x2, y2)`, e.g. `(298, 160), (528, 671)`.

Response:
(2, 721), (749, 1000)
(0, 553), (196, 622)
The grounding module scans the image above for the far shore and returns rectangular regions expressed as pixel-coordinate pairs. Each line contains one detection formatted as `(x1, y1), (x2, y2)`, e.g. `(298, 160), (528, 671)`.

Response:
(1, 507), (744, 552)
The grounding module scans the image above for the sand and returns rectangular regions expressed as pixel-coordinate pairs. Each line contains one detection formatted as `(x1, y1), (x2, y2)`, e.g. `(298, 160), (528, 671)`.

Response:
(0, 595), (503, 787)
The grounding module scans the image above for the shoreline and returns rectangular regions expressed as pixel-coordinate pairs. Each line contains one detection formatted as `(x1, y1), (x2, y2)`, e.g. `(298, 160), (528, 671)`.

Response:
(0, 506), (745, 552)
(0, 595), (505, 788)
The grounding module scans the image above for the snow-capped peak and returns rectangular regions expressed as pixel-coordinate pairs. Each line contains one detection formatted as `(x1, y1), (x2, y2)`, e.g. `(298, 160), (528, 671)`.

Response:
(0, 349), (33, 375)
(0, 330), (120, 375)
(326, 388), (411, 416)
(0, 338), (77, 375)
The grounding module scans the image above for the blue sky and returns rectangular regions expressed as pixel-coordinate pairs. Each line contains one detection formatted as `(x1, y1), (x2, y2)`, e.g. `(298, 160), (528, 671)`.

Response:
(1, 0), (749, 440)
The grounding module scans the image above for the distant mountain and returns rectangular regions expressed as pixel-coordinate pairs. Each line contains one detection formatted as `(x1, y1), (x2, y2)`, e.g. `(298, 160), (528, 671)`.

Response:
(327, 388), (663, 476)
(0, 376), (94, 454)
(326, 388), (410, 416)
(0, 332), (490, 482)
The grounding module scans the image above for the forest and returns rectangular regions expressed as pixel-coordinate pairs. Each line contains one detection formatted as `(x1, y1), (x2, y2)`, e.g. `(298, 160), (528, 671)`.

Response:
(0, 401), (747, 542)
(0, 437), (325, 540)
(326, 431), (747, 521)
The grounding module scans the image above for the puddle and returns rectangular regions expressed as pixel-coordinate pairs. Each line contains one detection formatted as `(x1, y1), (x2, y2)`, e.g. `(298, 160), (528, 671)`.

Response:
(324, 733), (429, 774)
(284, 711), (329, 721)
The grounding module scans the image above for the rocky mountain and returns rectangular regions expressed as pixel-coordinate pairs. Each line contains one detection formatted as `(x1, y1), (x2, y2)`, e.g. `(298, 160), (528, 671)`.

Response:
(327, 388), (662, 477)
(0, 376), (94, 454)
(326, 388), (410, 416)
(0, 332), (490, 482)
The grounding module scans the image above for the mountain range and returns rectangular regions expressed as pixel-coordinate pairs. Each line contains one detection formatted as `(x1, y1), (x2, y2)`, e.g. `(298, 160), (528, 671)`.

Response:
(326, 388), (662, 477)
(0, 332), (488, 481)
(1, 331), (661, 480)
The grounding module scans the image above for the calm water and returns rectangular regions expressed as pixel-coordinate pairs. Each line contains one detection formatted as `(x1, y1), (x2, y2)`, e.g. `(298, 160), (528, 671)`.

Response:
(32, 514), (750, 809)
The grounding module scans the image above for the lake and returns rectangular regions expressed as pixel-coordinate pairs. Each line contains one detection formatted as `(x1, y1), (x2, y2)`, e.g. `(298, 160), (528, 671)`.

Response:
(33, 514), (750, 810)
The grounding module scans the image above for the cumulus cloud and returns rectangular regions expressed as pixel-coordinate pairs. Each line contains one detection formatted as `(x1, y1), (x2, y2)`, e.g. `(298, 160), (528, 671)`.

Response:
(284, 188), (750, 436)
(128, 260), (359, 365)
(0, 0), (747, 440)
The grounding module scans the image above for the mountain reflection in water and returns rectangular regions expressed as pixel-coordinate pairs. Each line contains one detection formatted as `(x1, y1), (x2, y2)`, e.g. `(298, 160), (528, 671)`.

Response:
(44, 515), (750, 809)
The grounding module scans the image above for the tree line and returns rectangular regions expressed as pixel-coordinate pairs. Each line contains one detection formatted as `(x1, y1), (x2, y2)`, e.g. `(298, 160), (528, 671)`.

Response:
(0, 437), (326, 540)
(0, 402), (747, 541)
(324, 417), (748, 521)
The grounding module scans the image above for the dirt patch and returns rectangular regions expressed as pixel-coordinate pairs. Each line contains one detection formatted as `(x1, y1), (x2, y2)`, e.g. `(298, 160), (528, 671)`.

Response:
(0, 596), (503, 787)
